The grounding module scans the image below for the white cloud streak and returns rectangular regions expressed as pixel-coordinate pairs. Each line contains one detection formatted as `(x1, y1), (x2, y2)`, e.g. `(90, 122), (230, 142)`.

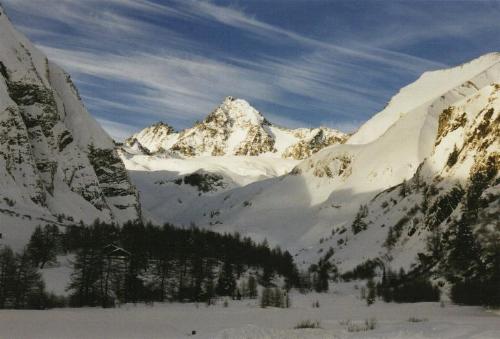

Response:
(4, 0), (492, 139)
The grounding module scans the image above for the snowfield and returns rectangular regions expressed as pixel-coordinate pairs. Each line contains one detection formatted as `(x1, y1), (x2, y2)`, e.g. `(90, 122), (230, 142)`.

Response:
(0, 283), (499, 339)
(121, 154), (299, 187)
(120, 153), (299, 225)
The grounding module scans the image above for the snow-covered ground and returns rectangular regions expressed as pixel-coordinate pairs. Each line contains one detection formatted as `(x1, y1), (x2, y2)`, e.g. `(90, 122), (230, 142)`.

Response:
(122, 154), (298, 187)
(120, 153), (299, 225)
(1, 283), (498, 339)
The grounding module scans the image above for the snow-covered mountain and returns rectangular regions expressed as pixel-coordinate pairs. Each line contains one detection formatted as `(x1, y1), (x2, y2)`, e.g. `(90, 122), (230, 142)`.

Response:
(120, 96), (347, 225)
(1, 0), (497, 277)
(128, 53), (499, 271)
(0, 6), (141, 249)
(124, 96), (347, 160)
(314, 65), (499, 271)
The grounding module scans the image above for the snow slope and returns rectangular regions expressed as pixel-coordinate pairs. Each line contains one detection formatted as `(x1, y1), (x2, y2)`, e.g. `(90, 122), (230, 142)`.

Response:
(121, 152), (299, 225)
(0, 6), (141, 250)
(348, 52), (500, 145)
(128, 53), (499, 270)
(322, 81), (500, 272)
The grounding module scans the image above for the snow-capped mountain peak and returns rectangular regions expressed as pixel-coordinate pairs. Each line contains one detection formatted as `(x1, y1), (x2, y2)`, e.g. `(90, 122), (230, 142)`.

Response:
(124, 97), (347, 159)
(209, 96), (267, 127)
(125, 121), (176, 154)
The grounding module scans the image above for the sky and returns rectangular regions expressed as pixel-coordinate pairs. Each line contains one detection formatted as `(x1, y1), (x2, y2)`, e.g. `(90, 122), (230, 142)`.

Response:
(2, 0), (500, 140)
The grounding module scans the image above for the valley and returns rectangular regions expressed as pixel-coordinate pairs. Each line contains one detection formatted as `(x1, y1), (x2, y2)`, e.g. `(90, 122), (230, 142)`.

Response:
(0, 2), (498, 338)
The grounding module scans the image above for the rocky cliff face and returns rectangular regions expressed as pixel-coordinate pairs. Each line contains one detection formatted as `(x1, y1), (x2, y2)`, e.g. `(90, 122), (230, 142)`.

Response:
(0, 6), (141, 248)
(282, 128), (346, 160)
(125, 96), (347, 160)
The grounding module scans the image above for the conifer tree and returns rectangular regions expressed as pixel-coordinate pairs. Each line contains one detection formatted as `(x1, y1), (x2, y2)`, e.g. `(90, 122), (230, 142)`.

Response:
(384, 226), (397, 249)
(247, 275), (258, 299)
(216, 261), (236, 297)
(260, 265), (274, 287)
(271, 288), (281, 307)
(399, 179), (408, 197)
(447, 219), (482, 280)
(0, 247), (16, 308)
(366, 278), (376, 305)
(351, 205), (368, 234)
(260, 287), (271, 308)
(27, 224), (59, 269)
(204, 278), (216, 305)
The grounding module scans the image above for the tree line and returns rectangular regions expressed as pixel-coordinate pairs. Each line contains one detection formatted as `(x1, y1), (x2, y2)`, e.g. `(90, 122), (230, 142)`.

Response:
(0, 220), (299, 309)
(437, 157), (499, 307)
(0, 245), (65, 309)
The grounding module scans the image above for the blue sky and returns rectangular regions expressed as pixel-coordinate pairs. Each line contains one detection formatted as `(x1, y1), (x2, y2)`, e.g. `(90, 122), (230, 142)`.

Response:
(2, 0), (500, 140)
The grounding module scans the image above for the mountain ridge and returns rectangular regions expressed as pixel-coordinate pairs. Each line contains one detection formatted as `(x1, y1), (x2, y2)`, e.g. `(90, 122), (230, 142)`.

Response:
(124, 96), (348, 160)
(0, 7), (141, 249)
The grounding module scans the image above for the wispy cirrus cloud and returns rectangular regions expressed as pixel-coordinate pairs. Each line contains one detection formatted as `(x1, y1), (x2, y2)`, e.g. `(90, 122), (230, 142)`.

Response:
(2, 0), (498, 140)
(163, 0), (447, 72)
(362, 1), (500, 49)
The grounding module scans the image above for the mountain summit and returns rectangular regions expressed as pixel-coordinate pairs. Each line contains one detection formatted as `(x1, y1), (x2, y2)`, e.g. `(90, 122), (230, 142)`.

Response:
(125, 96), (347, 159)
